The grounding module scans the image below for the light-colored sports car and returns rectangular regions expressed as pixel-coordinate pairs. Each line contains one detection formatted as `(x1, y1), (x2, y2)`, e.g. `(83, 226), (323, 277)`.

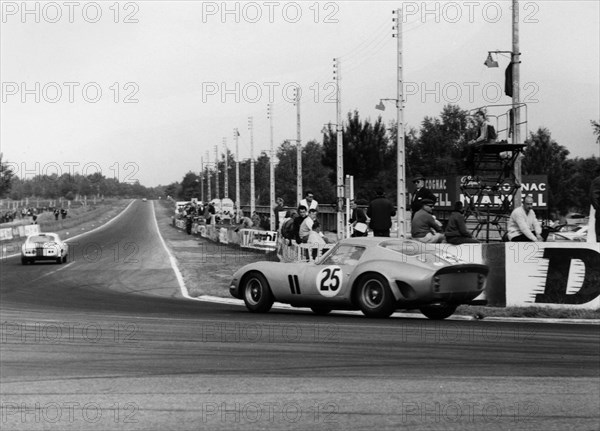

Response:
(21, 233), (69, 265)
(229, 237), (488, 319)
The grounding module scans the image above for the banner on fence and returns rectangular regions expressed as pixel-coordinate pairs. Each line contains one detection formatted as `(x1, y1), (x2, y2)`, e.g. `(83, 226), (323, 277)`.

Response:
(505, 242), (600, 309)
(239, 229), (277, 251)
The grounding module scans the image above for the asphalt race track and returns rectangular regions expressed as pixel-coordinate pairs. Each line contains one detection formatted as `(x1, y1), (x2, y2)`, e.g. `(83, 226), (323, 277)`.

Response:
(1, 200), (599, 430)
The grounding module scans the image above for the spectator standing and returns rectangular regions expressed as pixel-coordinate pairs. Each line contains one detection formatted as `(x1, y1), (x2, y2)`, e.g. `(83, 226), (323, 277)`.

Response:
(410, 175), (437, 219)
(507, 195), (545, 242)
(273, 197), (285, 231)
(411, 199), (444, 243)
(350, 199), (369, 237)
(300, 191), (318, 211)
(60, 208), (67, 219)
(292, 205), (308, 244)
(367, 187), (396, 237)
(444, 201), (479, 244)
(589, 175), (600, 242)
(54, 208), (60, 220)
(278, 210), (297, 245)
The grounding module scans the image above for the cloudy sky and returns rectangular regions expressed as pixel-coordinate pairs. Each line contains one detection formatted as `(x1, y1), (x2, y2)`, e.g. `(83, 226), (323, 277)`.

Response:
(1, 1), (599, 187)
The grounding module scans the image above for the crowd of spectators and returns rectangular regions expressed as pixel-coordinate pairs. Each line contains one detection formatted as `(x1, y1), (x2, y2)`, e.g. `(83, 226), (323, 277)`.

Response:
(0, 206), (68, 224)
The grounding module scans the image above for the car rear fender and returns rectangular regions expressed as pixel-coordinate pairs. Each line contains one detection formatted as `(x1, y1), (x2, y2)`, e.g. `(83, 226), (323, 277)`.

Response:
(350, 261), (434, 303)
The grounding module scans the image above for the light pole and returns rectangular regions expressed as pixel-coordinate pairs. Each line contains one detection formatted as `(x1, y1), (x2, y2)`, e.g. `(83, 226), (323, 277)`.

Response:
(267, 104), (275, 231)
(248, 116), (255, 215)
(483, 0), (522, 206)
(294, 86), (302, 206)
(223, 138), (228, 199)
(333, 57), (344, 240)
(234, 128), (240, 221)
(200, 155), (204, 203)
(206, 150), (211, 201)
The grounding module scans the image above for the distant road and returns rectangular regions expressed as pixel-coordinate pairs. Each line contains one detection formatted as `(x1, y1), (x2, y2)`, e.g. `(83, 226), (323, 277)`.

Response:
(1, 200), (598, 430)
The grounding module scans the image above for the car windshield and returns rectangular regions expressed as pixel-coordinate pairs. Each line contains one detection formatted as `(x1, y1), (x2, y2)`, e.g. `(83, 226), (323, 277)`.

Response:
(29, 235), (57, 243)
(319, 244), (365, 266)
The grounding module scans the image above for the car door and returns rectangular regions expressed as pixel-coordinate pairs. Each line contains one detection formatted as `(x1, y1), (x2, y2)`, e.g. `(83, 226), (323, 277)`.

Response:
(292, 244), (366, 303)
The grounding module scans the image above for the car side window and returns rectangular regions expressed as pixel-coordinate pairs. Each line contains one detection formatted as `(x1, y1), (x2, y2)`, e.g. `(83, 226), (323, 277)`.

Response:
(320, 245), (365, 266)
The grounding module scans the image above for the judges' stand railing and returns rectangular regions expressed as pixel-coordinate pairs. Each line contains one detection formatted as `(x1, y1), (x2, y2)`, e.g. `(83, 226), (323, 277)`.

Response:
(463, 104), (529, 241)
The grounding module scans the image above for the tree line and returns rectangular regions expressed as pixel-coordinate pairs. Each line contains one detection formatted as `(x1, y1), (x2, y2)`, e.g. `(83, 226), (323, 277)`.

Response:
(173, 105), (599, 216)
(2, 105), (599, 216)
(0, 156), (163, 202)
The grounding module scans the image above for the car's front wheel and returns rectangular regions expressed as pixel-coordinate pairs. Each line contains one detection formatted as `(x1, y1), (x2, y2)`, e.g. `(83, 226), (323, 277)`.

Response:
(21, 257), (28, 265)
(419, 304), (457, 320)
(242, 272), (274, 313)
(356, 273), (395, 318)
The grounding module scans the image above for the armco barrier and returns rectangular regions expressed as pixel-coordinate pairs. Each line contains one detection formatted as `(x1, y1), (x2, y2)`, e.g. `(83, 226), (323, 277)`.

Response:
(175, 221), (599, 310)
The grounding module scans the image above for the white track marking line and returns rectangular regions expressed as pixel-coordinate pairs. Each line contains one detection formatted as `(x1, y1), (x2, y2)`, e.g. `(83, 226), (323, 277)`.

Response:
(28, 262), (75, 283)
(151, 201), (190, 298)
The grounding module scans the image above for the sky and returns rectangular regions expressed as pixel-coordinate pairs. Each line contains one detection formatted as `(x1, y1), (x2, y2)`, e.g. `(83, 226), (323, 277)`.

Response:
(1, 1), (599, 188)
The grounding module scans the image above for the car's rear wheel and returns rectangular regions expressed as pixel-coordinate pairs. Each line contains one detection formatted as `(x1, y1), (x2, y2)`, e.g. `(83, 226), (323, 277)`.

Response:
(419, 304), (457, 320)
(310, 306), (332, 315)
(356, 273), (395, 318)
(242, 272), (274, 313)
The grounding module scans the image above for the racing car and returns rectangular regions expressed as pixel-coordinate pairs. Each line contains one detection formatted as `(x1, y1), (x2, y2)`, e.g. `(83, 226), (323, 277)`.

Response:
(21, 233), (69, 265)
(229, 237), (488, 319)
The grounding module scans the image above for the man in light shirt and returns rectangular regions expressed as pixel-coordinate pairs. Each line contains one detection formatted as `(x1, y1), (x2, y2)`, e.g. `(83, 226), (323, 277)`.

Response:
(299, 209), (318, 243)
(300, 191), (318, 211)
(507, 196), (545, 242)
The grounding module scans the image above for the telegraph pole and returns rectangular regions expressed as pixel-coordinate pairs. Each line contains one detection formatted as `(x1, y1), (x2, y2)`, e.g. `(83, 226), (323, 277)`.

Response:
(214, 144), (219, 199)
(206, 150), (211, 201)
(267, 104), (276, 231)
(334, 58), (344, 239)
(200, 155), (204, 203)
(248, 116), (256, 215)
(295, 86), (302, 206)
(393, 8), (407, 238)
(234, 128), (240, 221)
(512, 0), (522, 207)
(223, 137), (229, 199)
